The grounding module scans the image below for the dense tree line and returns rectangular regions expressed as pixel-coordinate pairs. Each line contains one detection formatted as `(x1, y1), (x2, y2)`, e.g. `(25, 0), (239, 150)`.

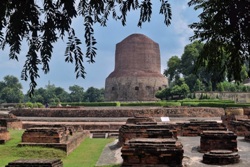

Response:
(189, 0), (250, 82)
(0, 75), (104, 104)
(156, 41), (250, 100)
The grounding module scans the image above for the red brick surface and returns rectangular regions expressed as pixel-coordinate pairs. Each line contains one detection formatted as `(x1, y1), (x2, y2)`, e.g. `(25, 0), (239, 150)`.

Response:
(105, 34), (168, 101)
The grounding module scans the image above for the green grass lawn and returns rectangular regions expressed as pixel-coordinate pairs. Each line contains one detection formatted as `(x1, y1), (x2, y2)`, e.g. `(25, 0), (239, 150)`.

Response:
(0, 129), (118, 167)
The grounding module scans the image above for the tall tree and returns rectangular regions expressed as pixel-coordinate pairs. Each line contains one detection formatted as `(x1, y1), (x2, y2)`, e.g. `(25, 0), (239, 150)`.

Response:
(164, 55), (181, 83)
(180, 41), (203, 76)
(180, 41), (205, 91)
(188, 0), (250, 81)
(197, 41), (228, 90)
(165, 41), (208, 91)
(69, 85), (84, 102)
(0, 1), (172, 93)
(0, 75), (23, 103)
(84, 87), (104, 102)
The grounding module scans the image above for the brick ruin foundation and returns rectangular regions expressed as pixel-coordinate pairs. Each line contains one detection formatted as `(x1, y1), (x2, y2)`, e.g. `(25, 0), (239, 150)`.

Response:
(243, 107), (250, 118)
(19, 125), (88, 154)
(7, 106), (250, 166)
(222, 108), (250, 139)
(22, 126), (72, 143)
(0, 112), (19, 144)
(121, 138), (183, 167)
(200, 131), (238, 153)
(202, 150), (240, 165)
(181, 120), (226, 136)
(118, 116), (242, 166)
(119, 117), (183, 166)
(5, 159), (63, 167)
(0, 112), (22, 129)
(199, 130), (241, 165)
(0, 127), (10, 144)
(118, 117), (177, 146)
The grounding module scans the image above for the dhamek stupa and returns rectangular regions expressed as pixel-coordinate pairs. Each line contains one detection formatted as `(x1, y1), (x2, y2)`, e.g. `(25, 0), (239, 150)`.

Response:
(105, 34), (168, 101)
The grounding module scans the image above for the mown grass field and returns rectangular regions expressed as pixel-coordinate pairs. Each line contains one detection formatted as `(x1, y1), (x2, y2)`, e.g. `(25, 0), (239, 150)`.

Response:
(0, 130), (118, 167)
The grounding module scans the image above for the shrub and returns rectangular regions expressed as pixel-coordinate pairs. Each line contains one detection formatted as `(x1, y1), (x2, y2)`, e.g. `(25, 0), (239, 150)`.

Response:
(120, 101), (181, 107)
(116, 101), (121, 107)
(25, 102), (33, 108)
(120, 102), (162, 106)
(179, 98), (234, 103)
(32, 103), (38, 108)
(16, 103), (25, 108)
(160, 102), (181, 107)
(36, 102), (44, 108)
(61, 102), (118, 107)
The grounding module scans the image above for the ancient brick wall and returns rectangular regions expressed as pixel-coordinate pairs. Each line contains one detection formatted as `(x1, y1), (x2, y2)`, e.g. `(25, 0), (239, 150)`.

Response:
(66, 132), (87, 154)
(119, 124), (177, 145)
(0, 127), (10, 143)
(10, 107), (225, 117)
(7, 120), (22, 129)
(20, 126), (88, 155)
(22, 127), (67, 143)
(105, 76), (168, 101)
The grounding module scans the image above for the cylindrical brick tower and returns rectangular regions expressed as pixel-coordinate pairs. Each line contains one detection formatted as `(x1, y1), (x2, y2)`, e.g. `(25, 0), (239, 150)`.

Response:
(105, 33), (168, 101)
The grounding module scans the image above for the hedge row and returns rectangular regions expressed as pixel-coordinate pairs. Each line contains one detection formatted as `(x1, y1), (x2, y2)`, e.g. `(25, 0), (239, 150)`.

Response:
(181, 101), (250, 108)
(60, 101), (181, 107)
(61, 102), (119, 107)
(178, 99), (235, 103)
(56, 99), (250, 108)
(120, 102), (181, 107)
(16, 102), (44, 108)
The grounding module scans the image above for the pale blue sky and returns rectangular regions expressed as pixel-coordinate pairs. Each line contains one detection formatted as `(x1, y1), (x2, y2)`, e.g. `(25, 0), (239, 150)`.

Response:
(0, 1), (200, 93)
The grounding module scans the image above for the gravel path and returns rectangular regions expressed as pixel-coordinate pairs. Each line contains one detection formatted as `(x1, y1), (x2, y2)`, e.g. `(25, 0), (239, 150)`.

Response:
(96, 139), (122, 166)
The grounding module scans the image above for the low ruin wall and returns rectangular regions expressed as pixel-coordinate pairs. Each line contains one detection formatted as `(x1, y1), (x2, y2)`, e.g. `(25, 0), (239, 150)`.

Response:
(10, 107), (224, 117)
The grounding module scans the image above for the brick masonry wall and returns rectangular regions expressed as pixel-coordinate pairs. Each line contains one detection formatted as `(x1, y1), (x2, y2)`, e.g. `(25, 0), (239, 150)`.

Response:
(7, 120), (22, 129)
(104, 34), (168, 101)
(10, 107), (225, 117)
(105, 76), (168, 101)
(0, 127), (10, 141)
